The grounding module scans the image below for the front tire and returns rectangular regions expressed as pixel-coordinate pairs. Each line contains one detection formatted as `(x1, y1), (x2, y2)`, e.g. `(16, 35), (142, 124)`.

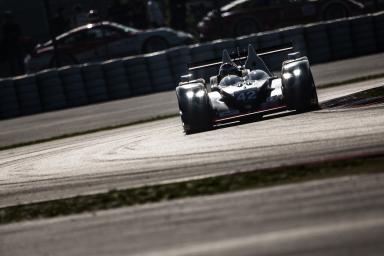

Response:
(282, 58), (319, 112)
(176, 83), (213, 134)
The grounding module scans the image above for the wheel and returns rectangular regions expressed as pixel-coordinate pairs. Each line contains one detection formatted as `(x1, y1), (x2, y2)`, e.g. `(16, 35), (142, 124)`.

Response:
(49, 53), (77, 68)
(322, 4), (348, 20)
(176, 83), (213, 134)
(282, 58), (319, 112)
(233, 18), (259, 37)
(142, 36), (169, 53)
(308, 71), (319, 110)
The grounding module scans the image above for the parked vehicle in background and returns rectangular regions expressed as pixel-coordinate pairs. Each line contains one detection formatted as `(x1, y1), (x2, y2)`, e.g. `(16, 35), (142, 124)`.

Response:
(25, 21), (194, 72)
(198, 0), (383, 40)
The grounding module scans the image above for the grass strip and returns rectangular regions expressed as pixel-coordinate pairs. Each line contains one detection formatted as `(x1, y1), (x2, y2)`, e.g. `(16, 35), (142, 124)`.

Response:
(1, 155), (383, 225)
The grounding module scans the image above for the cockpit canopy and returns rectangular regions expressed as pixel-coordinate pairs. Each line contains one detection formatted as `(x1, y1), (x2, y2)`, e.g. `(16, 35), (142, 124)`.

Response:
(247, 70), (270, 81)
(219, 75), (242, 87)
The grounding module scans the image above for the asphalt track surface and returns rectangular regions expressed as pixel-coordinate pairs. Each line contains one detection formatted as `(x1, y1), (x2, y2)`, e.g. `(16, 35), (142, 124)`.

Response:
(1, 53), (384, 148)
(0, 78), (384, 207)
(1, 173), (384, 256)
(0, 55), (384, 256)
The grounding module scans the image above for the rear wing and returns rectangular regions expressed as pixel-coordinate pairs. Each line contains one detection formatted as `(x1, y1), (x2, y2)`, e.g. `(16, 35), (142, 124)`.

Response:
(188, 44), (293, 72)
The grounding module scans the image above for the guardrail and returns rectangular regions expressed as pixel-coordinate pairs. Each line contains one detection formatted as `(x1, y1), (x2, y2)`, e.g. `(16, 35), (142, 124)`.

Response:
(1, 11), (384, 120)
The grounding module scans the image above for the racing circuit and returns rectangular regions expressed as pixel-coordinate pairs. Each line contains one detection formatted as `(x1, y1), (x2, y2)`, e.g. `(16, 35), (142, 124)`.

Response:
(0, 58), (384, 207)
(1, 29), (384, 256)
(1, 74), (384, 254)
(0, 55), (384, 256)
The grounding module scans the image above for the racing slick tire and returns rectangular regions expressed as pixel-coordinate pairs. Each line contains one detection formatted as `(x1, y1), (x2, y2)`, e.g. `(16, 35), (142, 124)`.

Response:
(176, 82), (213, 134)
(281, 57), (319, 112)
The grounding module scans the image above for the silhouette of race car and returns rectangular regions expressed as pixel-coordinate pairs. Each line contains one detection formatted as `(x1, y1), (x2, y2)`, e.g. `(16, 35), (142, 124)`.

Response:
(25, 21), (194, 72)
(198, 0), (382, 40)
(176, 44), (319, 134)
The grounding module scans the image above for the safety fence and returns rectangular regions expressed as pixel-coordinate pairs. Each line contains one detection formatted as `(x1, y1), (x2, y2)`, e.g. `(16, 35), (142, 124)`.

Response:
(1, 11), (384, 119)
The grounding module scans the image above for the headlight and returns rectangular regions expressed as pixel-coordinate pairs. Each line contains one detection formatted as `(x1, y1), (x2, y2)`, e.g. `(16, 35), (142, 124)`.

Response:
(195, 90), (205, 98)
(186, 90), (205, 99)
(293, 68), (301, 77)
(282, 73), (292, 80)
(186, 91), (194, 99)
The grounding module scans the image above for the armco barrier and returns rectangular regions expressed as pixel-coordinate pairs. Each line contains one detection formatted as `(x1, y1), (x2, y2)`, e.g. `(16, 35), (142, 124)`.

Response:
(304, 23), (331, 63)
(102, 59), (131, 99)
(167, 46), (190, 82)
(236, 34), (259, 50)
(36, 69), (67, 111)
(212, 38), (236, 59)
(123, 56), (152, 96)
(279, 26), (307, 56)
(326, 19), (354, 60)
(81, 63), (109, 103)
(59, 65), (88, 107)
(1, 12), (384, 120)
(374, 11), (384, 51)
(350, 15), (377, 56)
(14, 74), (42, 115)
(146, 51), (175, 92)
(189, 42), (217, 81)
(0, 78), (19, 119)
(257, 31), (283, 70)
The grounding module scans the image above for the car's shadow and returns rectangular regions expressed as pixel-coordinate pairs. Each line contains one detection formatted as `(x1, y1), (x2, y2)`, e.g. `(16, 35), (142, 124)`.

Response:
(214, 110), (296, 131)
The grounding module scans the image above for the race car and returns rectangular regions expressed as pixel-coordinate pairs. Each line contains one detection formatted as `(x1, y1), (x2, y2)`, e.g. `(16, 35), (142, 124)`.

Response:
(176, 44), (319, 134)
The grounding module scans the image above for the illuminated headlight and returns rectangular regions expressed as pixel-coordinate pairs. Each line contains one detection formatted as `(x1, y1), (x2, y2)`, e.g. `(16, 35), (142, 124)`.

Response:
(195, 90), (205, 98)
(186, 90), (205, 99)
(293, 68), (301, 77)
(186, 91), (194, 99)
(282, 73), (292, 80)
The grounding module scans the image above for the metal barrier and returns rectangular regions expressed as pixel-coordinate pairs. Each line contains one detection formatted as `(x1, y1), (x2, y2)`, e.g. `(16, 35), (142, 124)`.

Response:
(0, 78), (19, 119)
(102, 59), (131, 100)
(304, 23), (331, 63)
(1, 12), (384, 119)
(124, 56), (152, 96)
(59, 65), (88, 107)
(13, 74), (42, 115)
